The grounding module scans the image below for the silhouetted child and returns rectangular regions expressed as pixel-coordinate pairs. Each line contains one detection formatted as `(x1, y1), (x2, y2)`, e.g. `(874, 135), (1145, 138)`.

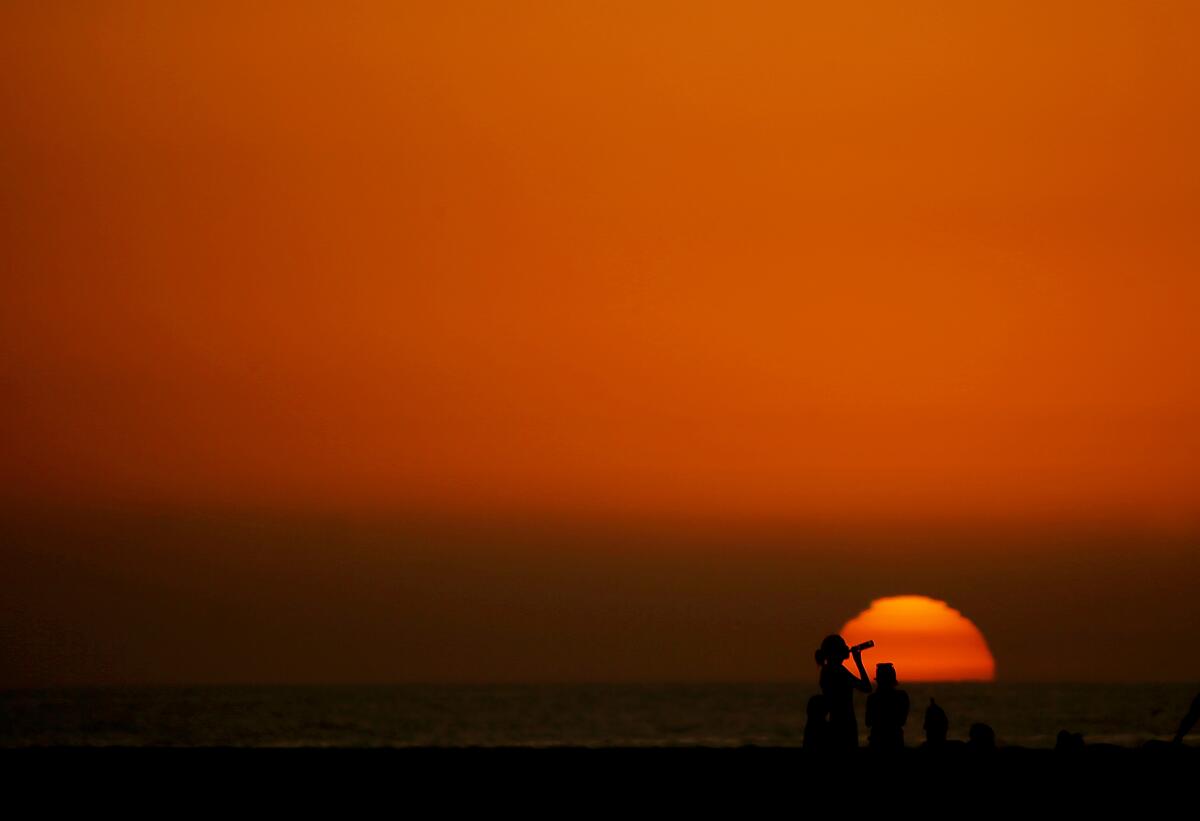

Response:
(865, 662), (909, 751)
(922, 697), (949, 748)
(967, 722), (996, 753)
(803, 694), (830, 753)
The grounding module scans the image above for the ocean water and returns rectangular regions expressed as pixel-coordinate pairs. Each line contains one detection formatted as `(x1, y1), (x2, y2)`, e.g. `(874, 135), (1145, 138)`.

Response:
(1, 683), (1195, 748)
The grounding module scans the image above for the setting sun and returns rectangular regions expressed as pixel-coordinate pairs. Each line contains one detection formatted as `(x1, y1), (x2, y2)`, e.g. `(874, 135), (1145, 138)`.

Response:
(841, 595), (996, 682)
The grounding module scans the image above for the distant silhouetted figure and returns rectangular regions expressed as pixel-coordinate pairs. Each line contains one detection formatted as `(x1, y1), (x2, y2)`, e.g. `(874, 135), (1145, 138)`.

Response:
(922, 698), (949, 748)
(803, 694), (831, 752)
(967, 722), (996, 753)
(1055, 730), (1084, 753)
(865, 662), (909, 751)
(1172, 690), (1200, 744)
(814, 634), (872, 752)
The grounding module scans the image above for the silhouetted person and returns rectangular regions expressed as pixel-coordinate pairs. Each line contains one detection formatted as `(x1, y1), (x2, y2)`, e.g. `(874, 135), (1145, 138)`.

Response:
(1172, 690), (1200, 744)
(814, 634), (872, 752)
(865, 662), (909, 751)
(922, 697), (949, 748)
(803, 694), (831, 752)
(1055, 730), (1084, 753)
(967, 722), (996, 753)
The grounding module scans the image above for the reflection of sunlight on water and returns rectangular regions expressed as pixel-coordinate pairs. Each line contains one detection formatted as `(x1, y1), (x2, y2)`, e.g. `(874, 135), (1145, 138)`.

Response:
(1, 684), (1193, 748)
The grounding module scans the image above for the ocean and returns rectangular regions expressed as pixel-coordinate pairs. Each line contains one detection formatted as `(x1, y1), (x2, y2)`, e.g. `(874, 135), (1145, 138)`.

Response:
(1, 683), (1195, 748)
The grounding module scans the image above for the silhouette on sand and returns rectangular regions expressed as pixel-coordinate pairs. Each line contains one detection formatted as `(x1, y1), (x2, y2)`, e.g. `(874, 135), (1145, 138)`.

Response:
(803, 634), (1200, 765)
(813, 634), (872, 751)
(1173, 690), (1200, 744)
(865, 662), (909, 751)
(920, 697), (953, 749)
(967, 722), (996, 753)
(803, 694), (830, 753)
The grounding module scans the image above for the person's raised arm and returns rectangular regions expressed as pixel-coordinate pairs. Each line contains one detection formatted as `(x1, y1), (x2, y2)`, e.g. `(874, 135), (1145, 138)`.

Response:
(851, 648), (872, 693)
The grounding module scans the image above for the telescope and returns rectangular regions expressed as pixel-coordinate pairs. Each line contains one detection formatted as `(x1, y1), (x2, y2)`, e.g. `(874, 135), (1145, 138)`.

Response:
(849, 640), (875, 654)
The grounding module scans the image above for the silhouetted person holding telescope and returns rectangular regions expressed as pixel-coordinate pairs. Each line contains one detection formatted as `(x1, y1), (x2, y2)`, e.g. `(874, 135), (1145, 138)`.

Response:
(815, 634), (873, 751)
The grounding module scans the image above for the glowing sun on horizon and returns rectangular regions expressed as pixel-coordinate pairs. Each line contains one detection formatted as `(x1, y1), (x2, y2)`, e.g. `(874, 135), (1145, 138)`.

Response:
(840, 595), (996, 682)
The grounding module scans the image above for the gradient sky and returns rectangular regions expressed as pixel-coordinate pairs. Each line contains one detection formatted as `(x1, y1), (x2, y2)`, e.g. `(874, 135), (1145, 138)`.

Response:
(2, 2), (1199, 685)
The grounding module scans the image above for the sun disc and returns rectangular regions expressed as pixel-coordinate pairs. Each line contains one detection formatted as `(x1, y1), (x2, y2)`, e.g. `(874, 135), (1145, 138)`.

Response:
(840, 595), (996, 682)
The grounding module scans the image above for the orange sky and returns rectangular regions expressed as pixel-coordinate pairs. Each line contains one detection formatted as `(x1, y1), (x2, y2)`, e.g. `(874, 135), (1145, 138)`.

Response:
(2, 3), (1200, 686)
(3, 1), (1199, 526)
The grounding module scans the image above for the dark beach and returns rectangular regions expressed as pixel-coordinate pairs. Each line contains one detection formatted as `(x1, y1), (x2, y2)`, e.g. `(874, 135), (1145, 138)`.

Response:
(6, 685), (1198, 806)
(6, 744), (1198, 810)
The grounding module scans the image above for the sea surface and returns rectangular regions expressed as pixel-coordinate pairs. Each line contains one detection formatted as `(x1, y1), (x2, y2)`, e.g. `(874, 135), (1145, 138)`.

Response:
(1, 683), (1195, 748)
